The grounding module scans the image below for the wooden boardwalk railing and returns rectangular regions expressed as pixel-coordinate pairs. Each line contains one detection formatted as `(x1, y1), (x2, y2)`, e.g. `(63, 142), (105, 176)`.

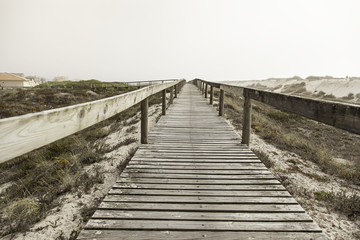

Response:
(194, 79), (360, 145)
(0, 79), (185, 163)
(77, 84), (327, 239)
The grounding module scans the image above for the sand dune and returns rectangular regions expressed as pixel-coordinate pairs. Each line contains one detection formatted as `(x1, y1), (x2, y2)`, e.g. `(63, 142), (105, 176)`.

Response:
(223, 76), (360, 103)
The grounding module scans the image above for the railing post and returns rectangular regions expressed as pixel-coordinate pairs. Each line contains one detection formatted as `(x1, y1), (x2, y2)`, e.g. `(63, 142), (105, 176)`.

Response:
(241, 89), (252, 146)
(210, 85), (214, 105)
(162, 89), (166, 115)
(170, 86), (174, 104)
(201, 82), (204, 94)
(141, 97), (149, 144)
(174, 85), (178, 98)
(219, 89), (224, 116)
(205, 83), (208, 98)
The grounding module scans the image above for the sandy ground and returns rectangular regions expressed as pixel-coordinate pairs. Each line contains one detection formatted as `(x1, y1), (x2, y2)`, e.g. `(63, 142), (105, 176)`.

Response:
(225, 117), (360, 240)
(2, 90), (359, 239)
(2, 104), (163, 240)
(223, 77), (360, 101)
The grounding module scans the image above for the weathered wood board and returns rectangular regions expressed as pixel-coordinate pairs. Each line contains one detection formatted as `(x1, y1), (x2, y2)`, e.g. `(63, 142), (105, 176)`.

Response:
(77, 84), (327, 240)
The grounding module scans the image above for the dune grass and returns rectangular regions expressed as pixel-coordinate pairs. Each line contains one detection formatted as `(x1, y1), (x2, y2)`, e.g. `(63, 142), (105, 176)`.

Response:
(0, 82), (165, 236)
(221, 93), (360, 185)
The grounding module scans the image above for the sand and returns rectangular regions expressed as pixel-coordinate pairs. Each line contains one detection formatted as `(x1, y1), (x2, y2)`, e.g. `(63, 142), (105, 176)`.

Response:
(3, 104), (163, 240)
(223, 77), (360, 102)
(224, 117), (360, 240)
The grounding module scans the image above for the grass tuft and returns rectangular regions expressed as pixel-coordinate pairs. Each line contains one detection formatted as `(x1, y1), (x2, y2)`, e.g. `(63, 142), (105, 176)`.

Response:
(314, 190), (360, 220)
(252, 149), (273, 168)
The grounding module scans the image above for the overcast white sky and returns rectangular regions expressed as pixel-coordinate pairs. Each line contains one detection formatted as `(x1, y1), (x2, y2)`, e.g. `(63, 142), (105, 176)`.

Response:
(0, 0), (359, 82)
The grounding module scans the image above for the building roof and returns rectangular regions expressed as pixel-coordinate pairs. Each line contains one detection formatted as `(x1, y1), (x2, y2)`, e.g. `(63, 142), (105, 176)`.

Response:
(0, 73), (29, 81)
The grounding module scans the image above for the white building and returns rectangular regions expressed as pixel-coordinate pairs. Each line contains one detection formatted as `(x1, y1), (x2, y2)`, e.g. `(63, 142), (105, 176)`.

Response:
(0, 73), (37, 88)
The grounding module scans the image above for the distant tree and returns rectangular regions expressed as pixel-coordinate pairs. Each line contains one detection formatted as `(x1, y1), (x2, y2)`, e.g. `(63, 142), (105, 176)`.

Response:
(26, 75), (48, 84)
(53, 76), (68, 82)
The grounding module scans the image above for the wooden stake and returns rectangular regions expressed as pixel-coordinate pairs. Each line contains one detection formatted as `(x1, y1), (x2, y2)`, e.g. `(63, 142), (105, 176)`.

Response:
(219, 89), (224, 116)
(242, 89), (251, 146)
(170, 86), (174, 104)
(205, 84), (208, 98)
(162, 89), (166, 115)
(210, 86), (214, 104)
(141, 97), (149, 144)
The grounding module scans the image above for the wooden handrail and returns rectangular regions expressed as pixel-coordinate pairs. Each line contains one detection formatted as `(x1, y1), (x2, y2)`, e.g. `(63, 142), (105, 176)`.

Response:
(0, 80), (185, 163)
(192, 79), (360, 145)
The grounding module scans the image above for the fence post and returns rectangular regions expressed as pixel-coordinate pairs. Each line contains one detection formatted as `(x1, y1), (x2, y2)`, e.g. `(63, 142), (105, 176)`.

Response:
(170, 86), (174, 104)
(205, 83), (208, 98)
(219, 89), (224, 116)
(162, 89), (166, 115)
(241, 89), (252, 146)
(210, 85), (214, 104)
(174, 85), (178, 98)
(202, 82), (204, 94)
(141, 97), (149, 144)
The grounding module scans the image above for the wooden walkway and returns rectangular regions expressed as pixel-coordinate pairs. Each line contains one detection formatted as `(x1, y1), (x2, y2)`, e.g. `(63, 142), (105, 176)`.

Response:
(78, 84), (327, 239)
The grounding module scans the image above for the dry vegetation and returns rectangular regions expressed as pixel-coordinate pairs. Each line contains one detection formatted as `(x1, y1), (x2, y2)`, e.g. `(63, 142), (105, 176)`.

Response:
(220, 92), (360, 184)
(212, 88), (360, 238)
(0, 80), (137, 119)
(248, 81), (360, 104)
(0, 81), (166, 238)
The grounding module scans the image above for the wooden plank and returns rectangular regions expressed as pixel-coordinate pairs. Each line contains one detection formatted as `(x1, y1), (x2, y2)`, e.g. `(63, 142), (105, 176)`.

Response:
(130, 159), (261, 163)
(131, 157), (259, 162)
(0, 80), (184, 163)
(78, 230), (328, 240)
(84, 219), (322, 232)
(117, 178), (281, 185)
(121, 173), (274, 179)
(103, 195), (296, 204)
(112, 183), (286, 190)
(92, 210), (312, 222)
(127, 163), (267, 169)
(124, 169), (271, 175)
(108, 189), (291, 197)
(131, 155), (260, 160)
(98, 202), (305, 212)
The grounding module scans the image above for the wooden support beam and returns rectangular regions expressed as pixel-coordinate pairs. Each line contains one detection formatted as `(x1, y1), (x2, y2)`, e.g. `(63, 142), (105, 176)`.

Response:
(219, 89), (224, 116)
(242, 89), (252, 146)
(205, 84), (208, 98)
(202, 83), (205, 94)
(174, 85), (178, 98)
(141, 97), (149, 144)
(210, 86), (214, 105)
(170, 86), (174, 104)
(162, 89), (166, 115)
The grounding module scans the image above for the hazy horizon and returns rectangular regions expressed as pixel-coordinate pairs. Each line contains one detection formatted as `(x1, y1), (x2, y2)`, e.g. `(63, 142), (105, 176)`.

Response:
(1, 0), (359, 82)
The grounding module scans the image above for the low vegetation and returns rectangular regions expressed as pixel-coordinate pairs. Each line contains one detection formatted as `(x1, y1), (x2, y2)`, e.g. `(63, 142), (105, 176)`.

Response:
(212, 90), (360, 220)
(0, 81), (165, 237)
(314, 190), (360, 220)
(0, 80), (138, 119)
(251, 149), (273, 168)
(221, 93), (360, 184)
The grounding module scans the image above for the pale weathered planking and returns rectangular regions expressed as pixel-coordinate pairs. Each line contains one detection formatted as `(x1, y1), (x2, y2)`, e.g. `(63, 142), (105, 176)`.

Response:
(77, 84), (327, 239)
(78, 230), (327, 240)
(0, 80), (183, 163)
